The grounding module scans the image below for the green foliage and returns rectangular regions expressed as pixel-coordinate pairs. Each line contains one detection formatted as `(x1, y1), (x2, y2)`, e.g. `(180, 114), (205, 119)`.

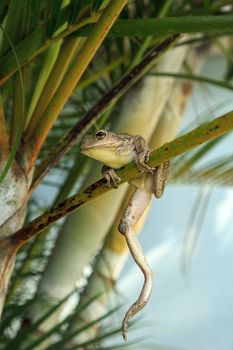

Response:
(1, 292), (126, 350)
(81, 16), (233, 37)
(0, 0), (233, 348)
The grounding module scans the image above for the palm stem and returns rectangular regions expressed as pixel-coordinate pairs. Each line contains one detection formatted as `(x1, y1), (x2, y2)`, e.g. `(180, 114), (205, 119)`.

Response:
(25, 37), (83, 138)
(0, 94), (9, 157)
(151, 71), (233, 91)
(10, 73), (23, 145)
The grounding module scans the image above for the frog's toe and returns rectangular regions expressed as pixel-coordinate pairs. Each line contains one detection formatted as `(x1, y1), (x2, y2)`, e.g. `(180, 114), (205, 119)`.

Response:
(103, 168), (121, 188)
(113, 175), (121, 186)
(111, 182), (119, 189)
(109, 173), (120, 188)
(135, 159), (153, 173)
(118, 221), (129, 235)
(103, 174), (112, 187)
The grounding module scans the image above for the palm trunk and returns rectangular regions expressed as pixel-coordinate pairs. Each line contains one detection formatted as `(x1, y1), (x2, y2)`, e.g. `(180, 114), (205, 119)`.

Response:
(0, 164), (30, 315)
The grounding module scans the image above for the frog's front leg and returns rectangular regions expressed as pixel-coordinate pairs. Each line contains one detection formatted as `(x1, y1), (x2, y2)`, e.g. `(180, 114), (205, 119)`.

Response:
(118, 187), (153, 341)
(133, 135), (153, 173)
(102, 165), (121, 188)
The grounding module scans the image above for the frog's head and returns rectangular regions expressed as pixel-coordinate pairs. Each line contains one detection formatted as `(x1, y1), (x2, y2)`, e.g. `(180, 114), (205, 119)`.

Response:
(80, 129), (134, 168)
(80, 129), (124, 156)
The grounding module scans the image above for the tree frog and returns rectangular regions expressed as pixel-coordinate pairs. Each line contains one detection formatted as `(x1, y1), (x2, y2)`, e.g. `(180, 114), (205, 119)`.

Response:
(80, 129), (170, 340)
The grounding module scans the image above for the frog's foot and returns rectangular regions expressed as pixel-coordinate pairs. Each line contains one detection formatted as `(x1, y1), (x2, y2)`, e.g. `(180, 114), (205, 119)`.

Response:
(133, 136), (153, 173)
(135, 158), (153, 173)
(118, 221), (128, 235)
(102, 165), (121, 188)
(122, 297), (147, 341)
(153, 160), (170, 198)
(135, 150), (154, 174)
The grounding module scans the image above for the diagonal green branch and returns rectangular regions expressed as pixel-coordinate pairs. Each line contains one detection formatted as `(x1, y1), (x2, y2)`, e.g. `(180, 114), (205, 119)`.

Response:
(9, 110), (233, 250)
(31, 34), (180, 190)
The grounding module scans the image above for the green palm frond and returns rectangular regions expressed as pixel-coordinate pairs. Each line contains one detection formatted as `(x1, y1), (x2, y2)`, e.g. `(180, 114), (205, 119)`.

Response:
(177, 156), (233, 186)
(2, 292), (123, 350)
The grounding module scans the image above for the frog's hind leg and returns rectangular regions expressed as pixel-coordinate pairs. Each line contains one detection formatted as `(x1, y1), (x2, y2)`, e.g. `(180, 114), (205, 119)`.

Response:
(153, 161), (170, 198)
(118, 188), (152, 341)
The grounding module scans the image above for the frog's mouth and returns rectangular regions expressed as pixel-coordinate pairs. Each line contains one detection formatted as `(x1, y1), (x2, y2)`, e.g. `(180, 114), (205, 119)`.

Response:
(80, 143), (117, 151)
(80, 137), (122, 151)
(80, 145), (119, 158)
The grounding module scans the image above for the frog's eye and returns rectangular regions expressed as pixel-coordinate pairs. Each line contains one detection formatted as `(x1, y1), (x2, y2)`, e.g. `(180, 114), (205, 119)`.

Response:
(96, 129), (107, 140)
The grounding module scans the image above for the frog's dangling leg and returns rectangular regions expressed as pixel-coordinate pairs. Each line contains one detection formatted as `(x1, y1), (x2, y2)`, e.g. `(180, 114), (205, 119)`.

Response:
(118, 188), (152, 341)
